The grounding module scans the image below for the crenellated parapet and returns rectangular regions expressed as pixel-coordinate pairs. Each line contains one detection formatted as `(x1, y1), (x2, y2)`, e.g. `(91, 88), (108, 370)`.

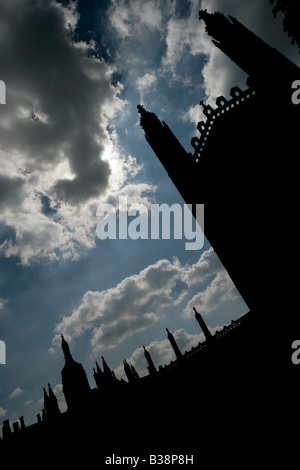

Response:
(159, 312), (248, 373)
(191, 86), (256, 161)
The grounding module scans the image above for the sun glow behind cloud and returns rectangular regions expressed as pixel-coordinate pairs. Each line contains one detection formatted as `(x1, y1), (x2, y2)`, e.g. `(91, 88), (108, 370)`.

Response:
(0, 0), (158, 266)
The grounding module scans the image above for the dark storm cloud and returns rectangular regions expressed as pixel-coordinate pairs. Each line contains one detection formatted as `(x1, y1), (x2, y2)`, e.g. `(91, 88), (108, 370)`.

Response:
(0, 0), (118, 205)
(0, 0), (135, 264)
(0, 174), (26, 209)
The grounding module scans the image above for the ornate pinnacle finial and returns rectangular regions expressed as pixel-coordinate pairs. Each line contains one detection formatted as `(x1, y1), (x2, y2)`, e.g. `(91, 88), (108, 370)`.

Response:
(137, 104), (147, 118)
(199, 9), (210, 22)
(199, 9), (232, 41)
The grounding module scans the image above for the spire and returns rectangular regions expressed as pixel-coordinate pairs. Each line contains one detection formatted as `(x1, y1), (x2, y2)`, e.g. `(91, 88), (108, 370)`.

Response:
(199, 9), (233, 41)
(43, 386), (49, 403)
(193, 307), (214, 343)
(130, 363), (139, 380)
(102, 356), (115, 381)
(61, 334), (72, 361)
(137, 104), (164, 135)
(93, 361), (104, 389)
(96, 360), (103, 375)
(137, 104), (190, 189)
(123, 359), (140, 383)
(45, 383), (60, 419)
(48, 383), (56, 400)
(123, 359), (133, 383)
(198, 8), (298, 91)
(166, 328), (182, 360)
(60, 335), (91, 412)
(143, 345), (157, 375)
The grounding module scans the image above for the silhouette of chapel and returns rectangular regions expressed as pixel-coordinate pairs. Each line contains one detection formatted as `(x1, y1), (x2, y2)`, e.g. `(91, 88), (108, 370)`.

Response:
(1, 8), (299, 463)
(137, 9), (299, 373)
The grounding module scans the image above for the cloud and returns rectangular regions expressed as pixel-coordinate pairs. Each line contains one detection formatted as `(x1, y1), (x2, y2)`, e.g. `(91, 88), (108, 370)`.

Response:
(0, 407), (6, 419)
(0, 0), (155, 265)
(161, 0), (211, 77)
(136, 72), (158, 103)
(52, 248), (244, 354)
(8, 387), (22, 400)
(108, 0), (164, 39)
(51, 384), (67, 414)
(53, 257), (183, 353)
(182, 246), (223, 286)
(184, 270), (240, 317)
(0, 1), (111, 204)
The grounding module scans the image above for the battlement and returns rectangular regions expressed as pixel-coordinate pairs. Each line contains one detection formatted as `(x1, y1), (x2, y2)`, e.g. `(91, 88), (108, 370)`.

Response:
(191, 86), (256, 161)
(159, 313), (248, 373)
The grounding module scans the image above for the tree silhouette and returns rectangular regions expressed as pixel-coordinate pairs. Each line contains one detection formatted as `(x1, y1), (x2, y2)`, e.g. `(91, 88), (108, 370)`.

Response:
(270, 0), (300, 51)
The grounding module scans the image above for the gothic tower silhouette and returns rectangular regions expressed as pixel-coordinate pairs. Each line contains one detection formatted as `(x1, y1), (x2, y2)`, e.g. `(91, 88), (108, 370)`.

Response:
(61, 334), (90, 412)
(138, 9), (300, 371)
(166, 328), (183, 360)
(193, 307), (214, 343)
(43, 383), (60, 420)
(143, 345), (157, 375)
(198, 9), (298, 95)
(123, 359), (140, 382)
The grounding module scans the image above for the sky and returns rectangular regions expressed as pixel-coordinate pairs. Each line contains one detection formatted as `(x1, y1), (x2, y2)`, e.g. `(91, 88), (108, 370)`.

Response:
(0, 0), (298, 429)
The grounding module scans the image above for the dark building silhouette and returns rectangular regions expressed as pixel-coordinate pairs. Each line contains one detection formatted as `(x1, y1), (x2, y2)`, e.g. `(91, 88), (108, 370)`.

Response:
(136, 10), (300, 460)
(137, 9), (299, 375)
(1, 9), (299, 465)
(1, 308), (253, 461)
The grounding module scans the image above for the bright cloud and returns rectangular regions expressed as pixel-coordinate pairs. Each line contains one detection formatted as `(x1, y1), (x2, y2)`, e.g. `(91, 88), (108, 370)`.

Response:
(53, 257), (183, 352)
(136, 72), (158, 103)
(161, 0), (210, 75)
(51, 384), (68, 414)
(184, 270), (239, 317)
(108, 0), (164, 39)
(53, 248), (245, 354)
